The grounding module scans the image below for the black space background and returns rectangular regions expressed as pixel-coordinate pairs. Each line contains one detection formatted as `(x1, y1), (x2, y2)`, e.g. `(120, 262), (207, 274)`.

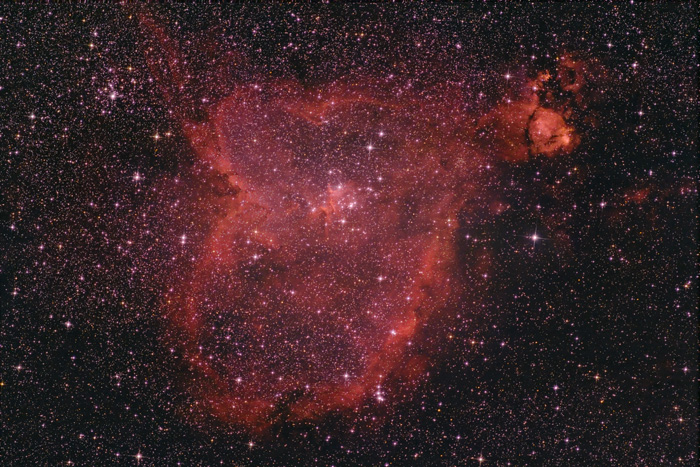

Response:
(1, 3), (697, 466)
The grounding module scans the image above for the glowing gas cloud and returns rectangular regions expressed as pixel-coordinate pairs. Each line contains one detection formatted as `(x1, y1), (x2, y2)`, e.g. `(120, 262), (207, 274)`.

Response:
(142, 15), (593, 431)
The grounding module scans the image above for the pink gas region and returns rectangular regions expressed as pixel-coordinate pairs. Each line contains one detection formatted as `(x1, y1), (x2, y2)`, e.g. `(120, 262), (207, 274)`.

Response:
(169, 80), (488, 430)
(144, 16), (586, 431)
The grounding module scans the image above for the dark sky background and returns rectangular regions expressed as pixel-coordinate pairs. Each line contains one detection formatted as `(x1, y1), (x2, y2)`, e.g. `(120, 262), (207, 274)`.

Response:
(1, 3), (697, 466)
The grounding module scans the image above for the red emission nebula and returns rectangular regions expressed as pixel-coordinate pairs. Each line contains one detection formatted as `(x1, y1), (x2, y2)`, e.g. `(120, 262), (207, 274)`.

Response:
(144, 18), (589, 432)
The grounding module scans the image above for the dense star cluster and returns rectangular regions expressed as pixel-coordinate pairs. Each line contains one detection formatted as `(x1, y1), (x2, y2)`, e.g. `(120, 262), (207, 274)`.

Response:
(1, 4), (697, 466)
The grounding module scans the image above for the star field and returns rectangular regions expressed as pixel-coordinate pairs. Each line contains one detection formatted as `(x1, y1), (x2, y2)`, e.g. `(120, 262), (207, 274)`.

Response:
(1, 4), (697, 466)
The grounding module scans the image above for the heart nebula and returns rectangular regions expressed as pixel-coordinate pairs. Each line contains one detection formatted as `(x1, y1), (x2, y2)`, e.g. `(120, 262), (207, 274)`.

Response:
(150, 22), (583, 431)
